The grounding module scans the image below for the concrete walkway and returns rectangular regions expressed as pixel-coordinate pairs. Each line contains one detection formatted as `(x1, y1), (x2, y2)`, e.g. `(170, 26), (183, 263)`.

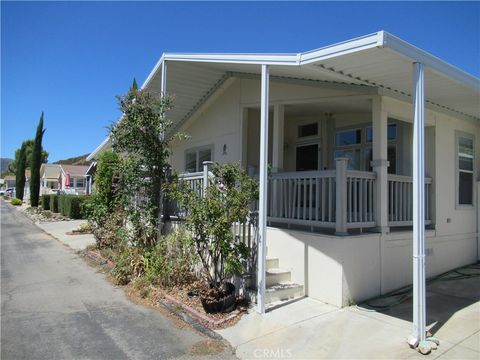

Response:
(36, 220), (96, 250)
(218, 274), (479, 359)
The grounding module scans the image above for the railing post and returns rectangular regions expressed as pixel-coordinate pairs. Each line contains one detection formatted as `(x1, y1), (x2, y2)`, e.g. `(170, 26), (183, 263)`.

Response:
(202, 161), (213, 197)
(335, 158), (348, 236)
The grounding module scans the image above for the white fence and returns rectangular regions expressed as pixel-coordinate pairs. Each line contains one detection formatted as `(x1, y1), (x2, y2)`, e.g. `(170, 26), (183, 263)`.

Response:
(177, 159), (433, 235)
(266, 159), (376, 232)
(387, 174), (432, 226)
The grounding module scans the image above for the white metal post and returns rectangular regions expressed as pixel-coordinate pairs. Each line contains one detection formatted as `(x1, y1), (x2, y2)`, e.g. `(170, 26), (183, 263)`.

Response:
(412, 62), (426, 346)
(161, 60), (167, 97)
(257, 64), (269, 314)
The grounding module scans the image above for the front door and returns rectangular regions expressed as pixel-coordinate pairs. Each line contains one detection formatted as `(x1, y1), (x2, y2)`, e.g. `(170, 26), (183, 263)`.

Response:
(296, 143), (320, 171)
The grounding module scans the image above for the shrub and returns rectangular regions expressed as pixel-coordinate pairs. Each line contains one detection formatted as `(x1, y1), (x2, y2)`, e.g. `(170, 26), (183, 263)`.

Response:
(168, 162), (258, 292)
(49, 194), (59, 213)
(92, 213), (125, 249)
(111, 246), (145, 285)
(58, 194), (67, 215)
(143, 230), (198, 288)
(59, 195), (87, 219)
(83, 151), (121, 231)
(42, 195), (51, 211)
(11, 198), (22, 206)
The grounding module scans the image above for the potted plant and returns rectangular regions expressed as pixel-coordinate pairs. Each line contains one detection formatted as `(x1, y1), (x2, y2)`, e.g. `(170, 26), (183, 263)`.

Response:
(168, 163), (258, 313)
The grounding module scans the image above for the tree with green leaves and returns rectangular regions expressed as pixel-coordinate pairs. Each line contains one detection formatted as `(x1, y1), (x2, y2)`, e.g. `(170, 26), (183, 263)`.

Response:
(30, 112), (45, 207)
(8, 139), (48, 174)
(15, 142), (27, 201)
(109, 82), (175, 246)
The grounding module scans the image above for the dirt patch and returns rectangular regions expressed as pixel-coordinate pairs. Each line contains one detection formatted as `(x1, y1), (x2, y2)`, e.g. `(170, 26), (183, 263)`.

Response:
(187, 339), (227, 356)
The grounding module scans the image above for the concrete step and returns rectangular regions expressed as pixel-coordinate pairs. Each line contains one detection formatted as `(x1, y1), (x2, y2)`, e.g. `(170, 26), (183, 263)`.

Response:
(266, 257), (279, 270)
(266, 268), (291, 287)
(265, 282), (304, 303)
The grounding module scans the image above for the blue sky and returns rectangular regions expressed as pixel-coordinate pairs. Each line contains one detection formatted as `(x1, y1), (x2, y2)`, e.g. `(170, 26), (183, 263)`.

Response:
(1, 1), (479, 162)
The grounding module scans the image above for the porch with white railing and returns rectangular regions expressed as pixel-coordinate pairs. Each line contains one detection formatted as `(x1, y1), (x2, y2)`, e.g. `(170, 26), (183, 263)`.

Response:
(176, 159), (433, 235)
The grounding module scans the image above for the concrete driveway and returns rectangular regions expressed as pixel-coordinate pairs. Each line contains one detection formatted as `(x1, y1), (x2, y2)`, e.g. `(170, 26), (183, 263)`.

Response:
(218, 267), (479, 359)
(1, 200), (235, 359)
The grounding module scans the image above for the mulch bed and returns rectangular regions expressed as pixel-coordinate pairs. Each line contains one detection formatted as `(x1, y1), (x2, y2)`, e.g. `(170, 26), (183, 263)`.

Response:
(23, 207), (70, 222)
(81, 248), (249, 330)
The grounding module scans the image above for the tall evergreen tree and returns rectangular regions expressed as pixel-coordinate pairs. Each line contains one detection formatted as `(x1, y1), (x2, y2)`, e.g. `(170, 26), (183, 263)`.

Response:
(30, 112), (45, 207)
(131, 78), (138, 91)
(15, 142), (27, 201)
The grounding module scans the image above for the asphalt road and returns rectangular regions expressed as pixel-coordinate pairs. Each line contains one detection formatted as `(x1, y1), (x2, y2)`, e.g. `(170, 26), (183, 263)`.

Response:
(1, 200), (234, 360)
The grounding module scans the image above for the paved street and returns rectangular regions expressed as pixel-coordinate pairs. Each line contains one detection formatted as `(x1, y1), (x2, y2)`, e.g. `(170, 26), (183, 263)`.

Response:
(0, 200), (234, 360)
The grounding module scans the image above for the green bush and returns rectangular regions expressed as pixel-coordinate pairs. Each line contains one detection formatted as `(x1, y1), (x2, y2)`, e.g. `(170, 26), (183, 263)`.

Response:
(49, 194), (59, 213)
(67, 196), (87, 219)
(11, 198), (22, 206)
(42, 195), (51, 211)
(58, 195), (87, 219)
(58, 194), (67, 215)
(143, 230), (198, 288)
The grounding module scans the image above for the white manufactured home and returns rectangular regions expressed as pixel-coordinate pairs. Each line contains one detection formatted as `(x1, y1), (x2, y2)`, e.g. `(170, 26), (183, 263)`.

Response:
(89, 32), (479, 338)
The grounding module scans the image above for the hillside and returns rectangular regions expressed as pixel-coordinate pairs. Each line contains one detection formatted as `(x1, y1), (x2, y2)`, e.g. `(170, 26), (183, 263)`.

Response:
(0, 158), (13, 173)
(53, 154), (91, 166)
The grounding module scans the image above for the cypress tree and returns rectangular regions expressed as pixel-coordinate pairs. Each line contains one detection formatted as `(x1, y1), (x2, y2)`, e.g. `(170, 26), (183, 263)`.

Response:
(131, 78), (138, 91)
(15, 142), (27, 201)
(30, 112), (45, 207)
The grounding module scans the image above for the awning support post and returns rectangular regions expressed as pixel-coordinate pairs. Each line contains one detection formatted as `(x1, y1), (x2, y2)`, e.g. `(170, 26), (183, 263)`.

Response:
(409, 62), (438, 354)
(412, 61), (426, 345)
(257, 64), (269, 314)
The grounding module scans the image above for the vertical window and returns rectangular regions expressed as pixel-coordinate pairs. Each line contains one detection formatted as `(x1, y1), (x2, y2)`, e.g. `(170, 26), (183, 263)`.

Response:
(185, 146), (213, 172)
(457, 135), (474, 206)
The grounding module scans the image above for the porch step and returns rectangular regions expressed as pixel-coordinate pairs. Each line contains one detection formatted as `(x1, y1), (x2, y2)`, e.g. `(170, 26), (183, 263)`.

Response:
(266, 268), (291, 287)
(266, 282), (304, 303)
(266, 257), (279, 270)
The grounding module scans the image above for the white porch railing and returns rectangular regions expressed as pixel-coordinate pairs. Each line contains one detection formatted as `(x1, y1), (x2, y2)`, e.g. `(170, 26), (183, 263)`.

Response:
(387, 174), (432, 226)
(267, 170), (336, 228)
(266, 159), (376, 232)
(176, 160), (434, 235)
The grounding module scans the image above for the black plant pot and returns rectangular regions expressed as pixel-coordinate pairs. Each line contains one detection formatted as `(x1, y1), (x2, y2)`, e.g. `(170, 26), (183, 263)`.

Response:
(200, 282), (236, 314)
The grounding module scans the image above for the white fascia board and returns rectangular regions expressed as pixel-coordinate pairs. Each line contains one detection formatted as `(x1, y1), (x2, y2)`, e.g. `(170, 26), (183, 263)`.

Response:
(141, 54), (165, 90)
(299, 32), (383, 65)
(163, 53), (300, 65)
(86, 136), (111, 161)
(382, 31), (480, 91)
(85, 161), (97, 175)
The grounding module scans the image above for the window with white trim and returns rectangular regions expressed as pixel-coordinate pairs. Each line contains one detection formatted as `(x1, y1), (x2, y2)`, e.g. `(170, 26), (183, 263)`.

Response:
(76, 178), (85, 188)
(185, 145), (213, 172)
(457, 134), (474, 206)
(334, 123), (398, 172)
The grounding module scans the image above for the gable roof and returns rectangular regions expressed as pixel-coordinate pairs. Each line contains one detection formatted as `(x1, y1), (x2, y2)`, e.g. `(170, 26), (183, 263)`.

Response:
(40, 164), (62, 179)
(60, 164), (89, 177)
(88, 30), (479, 161)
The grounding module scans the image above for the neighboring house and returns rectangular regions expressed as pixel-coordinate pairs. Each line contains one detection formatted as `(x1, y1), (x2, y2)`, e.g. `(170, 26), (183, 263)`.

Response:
(3, 170), (31, 199)
(84, 162), (97, 195)
(40, 164), (62, 194)
(39, 163), (90, 195)
(87, 32), (480, 309)
(58, 165), (89, 195)
(3, 175), (16, 190)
